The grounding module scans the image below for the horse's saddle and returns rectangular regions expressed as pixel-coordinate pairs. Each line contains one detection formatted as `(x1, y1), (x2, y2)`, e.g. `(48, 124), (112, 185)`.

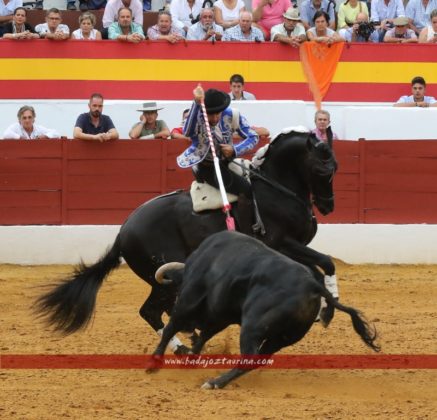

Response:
(190, 158), (251, 212)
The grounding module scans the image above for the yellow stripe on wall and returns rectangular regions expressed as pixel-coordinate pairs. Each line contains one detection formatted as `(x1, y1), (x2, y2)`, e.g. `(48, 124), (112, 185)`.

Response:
(3, 59), (437, 84)
(334, 62), (437, 83)
(0, 59), (307, 82)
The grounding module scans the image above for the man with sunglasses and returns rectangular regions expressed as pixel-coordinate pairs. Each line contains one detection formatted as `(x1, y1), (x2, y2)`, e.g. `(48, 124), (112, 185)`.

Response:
(383, 15), (417, 42)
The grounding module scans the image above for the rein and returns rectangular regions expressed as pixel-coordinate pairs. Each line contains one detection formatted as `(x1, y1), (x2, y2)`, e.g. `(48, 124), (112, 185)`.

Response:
(230, 159), (312, 212)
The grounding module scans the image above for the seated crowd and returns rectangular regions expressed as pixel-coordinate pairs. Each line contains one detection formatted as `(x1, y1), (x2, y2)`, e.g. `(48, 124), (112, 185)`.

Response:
(0, 78), (272, 140)
(2, 74), (436, 141)
(2, 0), (437, 44)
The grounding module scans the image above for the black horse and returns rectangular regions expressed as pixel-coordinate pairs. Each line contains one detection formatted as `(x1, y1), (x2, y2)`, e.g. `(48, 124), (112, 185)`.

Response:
(35, 130), (338, 351)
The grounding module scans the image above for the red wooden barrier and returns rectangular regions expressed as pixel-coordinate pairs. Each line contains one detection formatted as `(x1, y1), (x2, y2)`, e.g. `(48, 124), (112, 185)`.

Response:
(1, 139), (437, 225)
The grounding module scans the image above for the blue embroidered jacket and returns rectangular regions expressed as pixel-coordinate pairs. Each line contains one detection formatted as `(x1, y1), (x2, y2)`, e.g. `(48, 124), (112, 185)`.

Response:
(176, 102), (259, 168)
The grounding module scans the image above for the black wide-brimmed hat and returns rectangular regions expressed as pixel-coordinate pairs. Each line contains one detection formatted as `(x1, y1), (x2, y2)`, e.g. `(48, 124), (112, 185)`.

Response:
(204, 89), (231, 114)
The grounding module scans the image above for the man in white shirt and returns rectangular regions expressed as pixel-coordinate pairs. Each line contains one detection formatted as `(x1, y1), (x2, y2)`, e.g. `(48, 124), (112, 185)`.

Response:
(270, 7), (306, 47)
(186, 7), (223, 41)
(102, 0), (143, 28)
(394, 76), (437, 107)
(229, 73), (256, 100)
(3, 106), (61, 140)
(35, 8), (70, 40)
(0, 0), (22, 26)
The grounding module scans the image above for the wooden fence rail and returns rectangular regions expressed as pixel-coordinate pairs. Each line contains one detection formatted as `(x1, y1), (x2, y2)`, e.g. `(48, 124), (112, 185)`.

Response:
(1, 139), (437, 225)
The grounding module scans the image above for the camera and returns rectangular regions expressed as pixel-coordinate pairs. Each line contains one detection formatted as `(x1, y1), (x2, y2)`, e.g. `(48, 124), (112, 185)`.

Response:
(357, 21), (376, 41)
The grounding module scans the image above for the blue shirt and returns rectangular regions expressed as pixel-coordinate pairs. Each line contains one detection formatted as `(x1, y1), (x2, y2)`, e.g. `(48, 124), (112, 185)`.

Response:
(108, 22), (145, 39)
(75, 113), (116, 135)
(300, 0), (336, 26)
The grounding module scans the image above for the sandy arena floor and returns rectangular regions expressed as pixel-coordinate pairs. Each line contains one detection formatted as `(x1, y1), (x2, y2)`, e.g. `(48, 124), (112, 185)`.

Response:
(1, 262), (436, 419)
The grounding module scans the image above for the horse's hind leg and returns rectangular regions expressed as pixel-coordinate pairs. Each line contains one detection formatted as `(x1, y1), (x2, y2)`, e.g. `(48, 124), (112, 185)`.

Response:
(139, 285), (188, 354)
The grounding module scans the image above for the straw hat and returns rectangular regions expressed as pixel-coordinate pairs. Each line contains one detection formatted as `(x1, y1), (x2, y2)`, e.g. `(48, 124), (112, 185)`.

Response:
(136, 102), (164, 112)
(283, 7), (301, 21)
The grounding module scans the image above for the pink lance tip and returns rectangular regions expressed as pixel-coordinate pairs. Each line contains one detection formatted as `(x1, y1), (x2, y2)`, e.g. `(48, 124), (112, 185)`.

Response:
(226, 216), (236, 231)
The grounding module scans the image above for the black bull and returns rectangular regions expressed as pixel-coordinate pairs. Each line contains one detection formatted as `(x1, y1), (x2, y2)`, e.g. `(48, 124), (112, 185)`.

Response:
(152, 231), (380, 389)
(35, 131), (339, 349)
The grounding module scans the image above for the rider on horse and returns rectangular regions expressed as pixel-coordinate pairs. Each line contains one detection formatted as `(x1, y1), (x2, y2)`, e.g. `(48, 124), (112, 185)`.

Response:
(177, 85), (259, 233)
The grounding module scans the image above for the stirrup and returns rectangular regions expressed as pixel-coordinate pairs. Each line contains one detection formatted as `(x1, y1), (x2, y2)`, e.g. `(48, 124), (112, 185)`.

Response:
(252, 197), (265, 235)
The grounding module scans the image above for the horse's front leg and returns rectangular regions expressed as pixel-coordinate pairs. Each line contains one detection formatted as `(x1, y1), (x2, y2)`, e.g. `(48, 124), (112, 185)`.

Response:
(279, 238), (338, 327)
(139, 284), (190, 354)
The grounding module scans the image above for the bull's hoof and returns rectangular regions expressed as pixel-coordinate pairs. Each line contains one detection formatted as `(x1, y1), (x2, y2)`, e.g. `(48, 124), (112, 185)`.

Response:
(319, 302), (336, 328)
(145, 355), (162, 373)
(174, 344), (191, 355)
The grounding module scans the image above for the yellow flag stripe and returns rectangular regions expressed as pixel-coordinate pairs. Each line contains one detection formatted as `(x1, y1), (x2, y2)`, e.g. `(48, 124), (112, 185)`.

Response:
(1, 59), (437, 84)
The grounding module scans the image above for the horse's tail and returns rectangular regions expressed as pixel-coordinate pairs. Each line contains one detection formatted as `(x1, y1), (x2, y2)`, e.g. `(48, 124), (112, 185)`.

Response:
(34, 234), (122, 335)
(320, 288), (381, 352)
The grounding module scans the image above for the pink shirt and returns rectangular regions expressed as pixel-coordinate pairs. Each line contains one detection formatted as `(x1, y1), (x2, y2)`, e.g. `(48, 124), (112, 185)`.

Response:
(252, 0), (291, 32)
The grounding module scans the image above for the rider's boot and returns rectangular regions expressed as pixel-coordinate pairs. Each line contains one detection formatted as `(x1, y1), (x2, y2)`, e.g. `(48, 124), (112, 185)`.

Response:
(237, 195), (255, 235)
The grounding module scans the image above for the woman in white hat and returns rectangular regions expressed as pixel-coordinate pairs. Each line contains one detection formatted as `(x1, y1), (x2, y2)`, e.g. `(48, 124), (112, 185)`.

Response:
(129, 102), (171, 140)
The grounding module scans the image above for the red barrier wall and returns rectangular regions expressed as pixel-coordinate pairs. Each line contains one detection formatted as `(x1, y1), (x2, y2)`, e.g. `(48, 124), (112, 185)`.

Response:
(1, 139), (437, 225)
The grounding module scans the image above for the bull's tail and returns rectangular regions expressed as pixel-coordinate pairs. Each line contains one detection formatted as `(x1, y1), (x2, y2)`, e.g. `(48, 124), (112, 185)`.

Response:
(320, 288), (381, 352)
(34, 234), (123, 335)
(155, 262), (185, 287)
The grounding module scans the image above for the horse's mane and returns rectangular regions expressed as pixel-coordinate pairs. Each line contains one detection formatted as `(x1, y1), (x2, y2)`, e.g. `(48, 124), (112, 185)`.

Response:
(252, 127), (311, 169)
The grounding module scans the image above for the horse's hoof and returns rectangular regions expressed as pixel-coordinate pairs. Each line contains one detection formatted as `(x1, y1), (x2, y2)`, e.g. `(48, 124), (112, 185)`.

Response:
(174, 344), (191, 355)
(201, 381), (218, 390)
(319, 302), (336, 328)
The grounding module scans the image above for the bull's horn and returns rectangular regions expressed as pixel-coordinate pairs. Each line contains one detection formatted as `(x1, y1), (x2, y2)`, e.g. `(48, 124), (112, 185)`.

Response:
(155, 262), (185, 284)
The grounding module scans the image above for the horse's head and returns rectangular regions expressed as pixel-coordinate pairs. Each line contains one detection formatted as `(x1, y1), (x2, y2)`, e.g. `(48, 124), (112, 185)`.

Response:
(306, 135), (338, 215)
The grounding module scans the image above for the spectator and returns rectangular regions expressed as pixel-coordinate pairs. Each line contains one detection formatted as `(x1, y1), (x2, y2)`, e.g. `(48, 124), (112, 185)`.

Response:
(108, 7), (145, 42)
(65, 0), (89, 11)
(306, 10), (344, 43)
(73, 93), (119, 141)
(229, 74), (256, 100)
(342, 12), (379, 42)
(370, 0), (405, 41)
(406, 0), (437, 35)
(419, 8), (437, 42)
(2, 7), (39, 39)
(0, 0), (21, 29)
(102, 0), (143, 29)
(2, 106), (61, 140)
(35, 8), (70, 40)
(337, 0), (369, 32)
(222, 11), (265, 41)
(252, 0), (291, 40)
(71, 12), (102, 39)
(147, 10), (185, 42)
(129, 102), (170, 139)
(170, 0), (203, 34)
(187, 7), (223, 40)
(75, 0), (108, 11)
(270, 7), (306, 47)
(171, 108), (190, 139)
(393, 76), (437, 107)
(300, 0), (336, 31)
(383, 16), (418, 42)
(213, 0), (246, 30)
(311, 110), (338, 143)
